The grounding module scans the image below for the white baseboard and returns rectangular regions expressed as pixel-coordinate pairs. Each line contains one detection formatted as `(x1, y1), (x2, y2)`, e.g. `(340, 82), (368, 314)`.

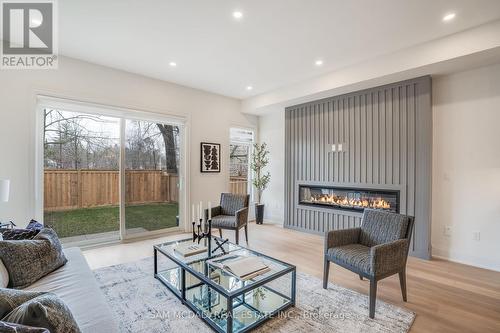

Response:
(432, 247), (500, 272)
(262, 218), (282, 225)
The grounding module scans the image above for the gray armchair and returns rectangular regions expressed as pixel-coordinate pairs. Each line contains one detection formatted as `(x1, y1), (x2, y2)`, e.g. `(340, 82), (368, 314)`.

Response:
(323, 209), (414, 319)
(205, 193), (250, 245)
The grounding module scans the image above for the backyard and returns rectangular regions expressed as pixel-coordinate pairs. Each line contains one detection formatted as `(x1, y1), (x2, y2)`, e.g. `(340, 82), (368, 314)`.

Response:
(44, 203), (179, 238)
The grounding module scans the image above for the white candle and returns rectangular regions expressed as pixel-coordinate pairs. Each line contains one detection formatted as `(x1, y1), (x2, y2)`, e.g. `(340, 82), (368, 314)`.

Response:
(200, 201), (203, 221)
(192, 204), (195, 222)
(208, 201), (212, 220)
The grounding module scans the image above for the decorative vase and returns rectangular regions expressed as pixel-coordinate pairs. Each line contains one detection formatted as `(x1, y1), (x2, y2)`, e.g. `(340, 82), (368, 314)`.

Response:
(255, 204), (265, 225)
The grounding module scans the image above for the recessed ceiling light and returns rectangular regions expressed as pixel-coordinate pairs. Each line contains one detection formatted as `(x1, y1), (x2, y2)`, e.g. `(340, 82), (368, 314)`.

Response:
(442, 13), (456, 22)
(246, 86), (253, 91)
(315, 59), (324, 66)
(233, 11), (243, 19)
(169, 62), (177, 67)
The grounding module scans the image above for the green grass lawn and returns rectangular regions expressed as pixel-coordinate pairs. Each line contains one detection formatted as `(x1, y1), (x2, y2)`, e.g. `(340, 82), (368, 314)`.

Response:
(44, 203), (179, 238)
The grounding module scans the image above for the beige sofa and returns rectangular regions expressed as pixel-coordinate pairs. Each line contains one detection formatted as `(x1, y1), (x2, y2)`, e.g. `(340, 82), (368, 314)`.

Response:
(22, 247), (119, 333)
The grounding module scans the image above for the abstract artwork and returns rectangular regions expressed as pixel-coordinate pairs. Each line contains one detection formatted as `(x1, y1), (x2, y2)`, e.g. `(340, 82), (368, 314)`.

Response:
(200, 142), (221, 173)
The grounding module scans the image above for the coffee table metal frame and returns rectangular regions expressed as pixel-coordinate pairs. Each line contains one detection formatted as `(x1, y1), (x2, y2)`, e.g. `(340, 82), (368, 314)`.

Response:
(153, 237), (296, 333)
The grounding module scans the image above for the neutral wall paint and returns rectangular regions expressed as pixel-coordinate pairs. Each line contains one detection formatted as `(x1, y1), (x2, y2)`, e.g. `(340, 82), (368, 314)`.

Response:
(258, 108), (285, 223)
(243, 19), (500, 115)
(432, 63), (500, 271)
(258, 62), (500, 270)
(0, 56), (257, 228)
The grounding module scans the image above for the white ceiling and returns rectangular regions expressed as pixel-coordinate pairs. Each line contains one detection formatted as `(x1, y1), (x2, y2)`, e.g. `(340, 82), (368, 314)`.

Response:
(59, 0), (500, 99)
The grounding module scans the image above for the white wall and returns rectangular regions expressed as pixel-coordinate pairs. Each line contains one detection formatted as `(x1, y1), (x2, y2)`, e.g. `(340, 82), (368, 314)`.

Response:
(257, 62), (500, 271)
(432, 63), (500, 271)
(0, 56), (257, 228)
(243, 19), (500, 115)
(258, 108), (285, 223)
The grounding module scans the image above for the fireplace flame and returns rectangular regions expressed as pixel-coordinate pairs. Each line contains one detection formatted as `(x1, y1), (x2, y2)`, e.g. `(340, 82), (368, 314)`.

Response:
(309, 194), (392, 210)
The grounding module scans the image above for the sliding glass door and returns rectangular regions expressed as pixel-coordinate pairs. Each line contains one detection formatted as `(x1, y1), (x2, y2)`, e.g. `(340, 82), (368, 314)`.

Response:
(124, 120), (180, 236)
(40, 100), (185, 245)
(229, 128), (255, 200)
(43, 110), (121, 242)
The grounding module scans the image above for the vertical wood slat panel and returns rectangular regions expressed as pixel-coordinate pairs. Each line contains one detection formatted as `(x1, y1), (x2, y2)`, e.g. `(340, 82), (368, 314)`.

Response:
(355, 95), (361, 183)
(373, 92), (379, 184)
(338, 99), (344, 182)
(349, 97), (355, 183)
(394, 87), (401, 184)
(379, 90), (386, 184)
(360, 94), (367, 184)
(386, 88), (394, 185)
(366, 93), (373, 184)
(284, 76), (432, 259)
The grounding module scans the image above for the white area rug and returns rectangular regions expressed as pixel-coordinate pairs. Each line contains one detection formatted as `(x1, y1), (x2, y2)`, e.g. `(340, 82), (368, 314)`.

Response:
(93, 257), (415, 332)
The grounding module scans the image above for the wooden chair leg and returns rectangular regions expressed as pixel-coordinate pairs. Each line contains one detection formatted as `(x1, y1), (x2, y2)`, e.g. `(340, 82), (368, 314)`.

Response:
(219, 229), (222, 238)
(244, 225), (248, 243)
(323, 258), (330, 289)
(235, 229), (239, 245)
(359, 275), (364, 281)
(369, 279), (377, 319)
(399, 269), (407, 302)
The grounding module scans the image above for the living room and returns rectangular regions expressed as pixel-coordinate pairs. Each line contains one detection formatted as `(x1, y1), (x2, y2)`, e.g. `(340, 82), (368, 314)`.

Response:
(0, 1), (499, 333)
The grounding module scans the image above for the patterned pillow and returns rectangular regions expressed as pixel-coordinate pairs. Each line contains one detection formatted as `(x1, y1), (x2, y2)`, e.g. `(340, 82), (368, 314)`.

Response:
(0, 289), (80, 333)
(0, 228), (40, 240)
(0, 259), (8, 288)
(0, 289), (46, 318)
(0, 229), (67, 288)
(26, 220), (44, 230)
(0, 321), (49, 333)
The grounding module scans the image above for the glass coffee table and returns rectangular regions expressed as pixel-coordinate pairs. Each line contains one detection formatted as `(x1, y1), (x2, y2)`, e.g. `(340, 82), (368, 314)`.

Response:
(153, 237), (296, 333)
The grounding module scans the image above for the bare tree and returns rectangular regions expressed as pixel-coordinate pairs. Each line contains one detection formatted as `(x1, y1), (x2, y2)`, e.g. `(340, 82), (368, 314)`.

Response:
(156, 124), (178, 174)
(44, 109), (119, 170)
(43, 109), (179, 173)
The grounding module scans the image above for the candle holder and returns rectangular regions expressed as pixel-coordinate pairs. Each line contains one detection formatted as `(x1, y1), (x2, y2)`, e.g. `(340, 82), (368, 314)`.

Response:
(192, 218), (212, 255)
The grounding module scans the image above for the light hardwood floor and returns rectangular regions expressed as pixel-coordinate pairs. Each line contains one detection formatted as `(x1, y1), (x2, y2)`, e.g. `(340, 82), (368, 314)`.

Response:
(83, 222), (500, 333)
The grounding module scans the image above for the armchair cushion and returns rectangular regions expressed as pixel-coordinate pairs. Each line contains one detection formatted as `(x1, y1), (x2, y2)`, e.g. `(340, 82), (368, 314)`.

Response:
(370, 239), (409, 276)
(235, 207), (249, 228)
(211, 215), (238, 229)
(326, 244), (372, 275)
(359, 209), (410, 247)
(325, 228), (361, 251)
(205, 206), (222, 220)
(220, 193), (249, 216)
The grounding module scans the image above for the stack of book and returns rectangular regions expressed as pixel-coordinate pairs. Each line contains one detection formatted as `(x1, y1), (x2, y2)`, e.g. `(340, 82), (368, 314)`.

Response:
(173, 242), (207, 257)
(209, 255), (270, 280)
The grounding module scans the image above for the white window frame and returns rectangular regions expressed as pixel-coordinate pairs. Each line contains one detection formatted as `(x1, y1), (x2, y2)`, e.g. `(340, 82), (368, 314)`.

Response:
(35, 95), (189, 245)
(229, 127), (255, 203)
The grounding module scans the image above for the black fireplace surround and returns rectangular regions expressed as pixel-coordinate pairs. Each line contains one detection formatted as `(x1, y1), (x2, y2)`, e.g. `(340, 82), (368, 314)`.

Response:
(299, 185), (399, 213)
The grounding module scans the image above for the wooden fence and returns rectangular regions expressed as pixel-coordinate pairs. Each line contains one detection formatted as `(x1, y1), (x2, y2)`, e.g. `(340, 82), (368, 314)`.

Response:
(44, 170), (178, 211)
(229, 177), (248, 195)
(44, 170), (249, 211)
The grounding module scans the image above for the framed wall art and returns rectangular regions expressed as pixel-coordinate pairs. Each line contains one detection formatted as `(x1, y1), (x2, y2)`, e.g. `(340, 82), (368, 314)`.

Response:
(200, 142), (221, 173)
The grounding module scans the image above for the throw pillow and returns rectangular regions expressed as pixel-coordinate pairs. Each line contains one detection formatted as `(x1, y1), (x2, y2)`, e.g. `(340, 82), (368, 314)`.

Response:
(0, 228), (67, 288)
(0, 321), (49, 333)
(0, 288), (46, 318)
(0, 228), (40, 240)
(26, 220), (44, 230)
(1, 292), (81, 333)
(0, 260), (9, 288)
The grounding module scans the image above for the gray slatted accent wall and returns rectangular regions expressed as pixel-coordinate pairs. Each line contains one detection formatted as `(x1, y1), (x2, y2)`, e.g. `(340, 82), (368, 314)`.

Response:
(284, 76), (432, 259)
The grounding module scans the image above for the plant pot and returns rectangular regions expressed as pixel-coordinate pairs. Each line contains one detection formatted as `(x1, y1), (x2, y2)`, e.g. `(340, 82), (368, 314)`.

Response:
(255, 204), (265, 224)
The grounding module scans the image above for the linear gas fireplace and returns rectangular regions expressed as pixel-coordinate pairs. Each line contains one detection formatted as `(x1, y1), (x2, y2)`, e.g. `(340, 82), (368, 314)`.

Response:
(299, 185), (399, 213)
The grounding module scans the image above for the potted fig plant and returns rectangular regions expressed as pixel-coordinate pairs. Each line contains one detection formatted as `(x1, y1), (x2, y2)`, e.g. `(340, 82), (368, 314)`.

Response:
(251, 142), (270, 225)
